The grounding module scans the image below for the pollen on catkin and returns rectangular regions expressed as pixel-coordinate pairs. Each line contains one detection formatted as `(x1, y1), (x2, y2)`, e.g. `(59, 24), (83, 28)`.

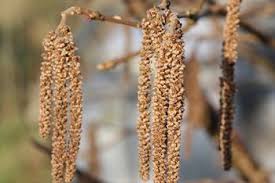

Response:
(39, 24), (83, 183)
(165, 14), (185, 183)
(219, 0), (241, 171)
(39, 31), (56, 138)
(137, 10), (154, 181)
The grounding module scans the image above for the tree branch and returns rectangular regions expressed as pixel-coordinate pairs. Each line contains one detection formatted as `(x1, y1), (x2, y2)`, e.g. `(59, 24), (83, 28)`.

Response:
(31, 139), (104, 183)
(59, 6), (141, 29)
(97, 51), (140, 71)
(178, 3), (275, 49)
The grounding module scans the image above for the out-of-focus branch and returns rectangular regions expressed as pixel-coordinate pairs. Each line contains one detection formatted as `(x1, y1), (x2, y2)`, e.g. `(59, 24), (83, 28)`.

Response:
(178, 2), (275, 49)
(88, 123), (101, 178)
(58, 6), (141, 28)
(97, 51), (140, 71)
(31, 139), (104, 183)
(123, 0), (152, 19)
(186, 179), (243, 183)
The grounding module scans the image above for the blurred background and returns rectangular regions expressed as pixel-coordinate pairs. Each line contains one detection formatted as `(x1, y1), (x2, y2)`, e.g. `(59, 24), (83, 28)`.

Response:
(0, 0), (274, 182)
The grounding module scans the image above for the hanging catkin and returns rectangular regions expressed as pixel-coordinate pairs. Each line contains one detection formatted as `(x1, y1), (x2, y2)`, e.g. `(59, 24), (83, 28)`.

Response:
(150, 7), (170, 183)
(165, 14), (185, 183)
(51, 25), (70, 183)
(39, 25), (83, 183)
(137, 9), (154, 181)
(219, 0), (241, 171)
(137, 2), (185, 182)
(39, 31), (56, 138)
(65, 56), (83, 182)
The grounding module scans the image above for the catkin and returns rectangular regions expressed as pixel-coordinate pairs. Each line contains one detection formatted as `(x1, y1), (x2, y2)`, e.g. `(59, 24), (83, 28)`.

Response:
(150, 7), (169, 183)
(39, 31), (56, 138)
(65, 55), (83, 183)
(137, 10), (154, 181)
(137, 3), (185, 182)
(51, 25), (71, 183)
(40, 25), (83, 183)
(223, 0), (241, 64)
(219, 0), (241, 171)
(165, 15), (185, 183)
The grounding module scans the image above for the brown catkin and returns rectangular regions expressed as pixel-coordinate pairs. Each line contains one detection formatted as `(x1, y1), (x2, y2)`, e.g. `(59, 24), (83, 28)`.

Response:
(219, 0), (241, 171)
(219, 59), (235, 171)
(165, 15), (185, 183)
(39, 31), (56, 138)
(40, 23), (83, 183)
(223, 0), (241, 63)
(150, 7), (169, 183)
(65, 54), (83, 183)
(51, 25), (71, 183)
(137, 10), (154, 182)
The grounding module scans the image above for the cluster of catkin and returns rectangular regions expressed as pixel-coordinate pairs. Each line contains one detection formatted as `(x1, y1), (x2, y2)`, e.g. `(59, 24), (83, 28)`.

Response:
(39, 25), (83, 183)
(137, 4), (185, 183)
(219, 0), (241, 170)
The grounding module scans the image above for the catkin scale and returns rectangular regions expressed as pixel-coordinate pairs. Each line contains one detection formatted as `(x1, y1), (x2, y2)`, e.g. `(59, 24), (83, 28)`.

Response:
(219, 0), (241, 170)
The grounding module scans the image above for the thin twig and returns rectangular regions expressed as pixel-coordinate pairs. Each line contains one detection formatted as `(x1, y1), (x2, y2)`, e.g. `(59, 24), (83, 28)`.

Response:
(178, 3), (275, 49)
(97, 51), (140, 71)
(31, 139), (104, 183)
(59, 6), (141, 28)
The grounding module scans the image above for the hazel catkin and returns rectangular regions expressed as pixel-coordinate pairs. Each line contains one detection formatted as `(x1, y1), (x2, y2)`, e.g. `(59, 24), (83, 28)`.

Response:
(39, 25), (83, 183)
(165, 14), (185, 183)
(39, 31), (56, 139)
(150, 7), (170, 183)
(51, 25), (71, 183)
(65, 54), (83, 183)
(137, 10), (154, 181)
(137, 4), (185, 183)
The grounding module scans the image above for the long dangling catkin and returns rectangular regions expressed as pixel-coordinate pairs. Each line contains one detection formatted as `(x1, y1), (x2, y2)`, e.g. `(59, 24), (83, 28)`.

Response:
(137, 10), (154, 181)
(150, 7), (170, 183)
(51, 25), (72, 183)
(40, 25), (83, 183)
(65, 55), (83, 182)
(165, 15), (185, 183)
(219, 0), (241, 171)
(39, 31), (56, 138)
